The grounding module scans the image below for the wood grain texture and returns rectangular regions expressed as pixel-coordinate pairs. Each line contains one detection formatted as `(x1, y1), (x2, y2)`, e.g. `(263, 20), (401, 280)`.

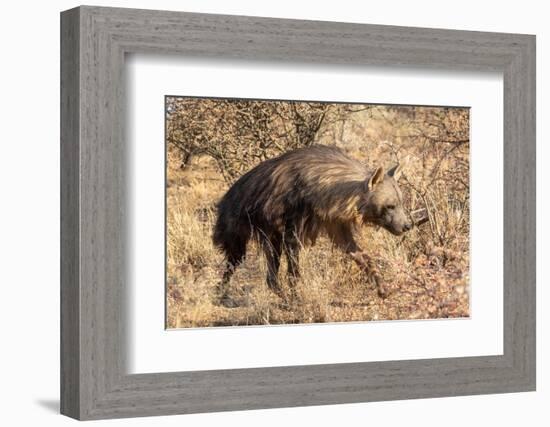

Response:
(60, 7), (80, 419)
(60, 6), (536, 420)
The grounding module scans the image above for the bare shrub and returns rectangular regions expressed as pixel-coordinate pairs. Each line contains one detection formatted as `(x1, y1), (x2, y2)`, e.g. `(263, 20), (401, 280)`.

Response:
(166, 97), (371, 183)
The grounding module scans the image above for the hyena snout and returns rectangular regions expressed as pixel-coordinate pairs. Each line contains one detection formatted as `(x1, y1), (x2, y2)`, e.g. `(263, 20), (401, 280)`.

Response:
(384, 207), (413, 235)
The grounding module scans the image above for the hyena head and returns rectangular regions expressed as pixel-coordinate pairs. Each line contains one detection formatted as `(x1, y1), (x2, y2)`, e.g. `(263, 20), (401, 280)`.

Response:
(361, 163), (413, 236)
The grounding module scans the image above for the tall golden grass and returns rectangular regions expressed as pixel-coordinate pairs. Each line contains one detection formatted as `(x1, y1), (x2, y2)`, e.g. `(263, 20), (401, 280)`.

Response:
(166, 104), (469, 328)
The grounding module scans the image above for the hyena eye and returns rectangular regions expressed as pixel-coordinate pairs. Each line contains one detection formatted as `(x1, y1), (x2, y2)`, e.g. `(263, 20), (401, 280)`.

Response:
(386, 204), (396, 210)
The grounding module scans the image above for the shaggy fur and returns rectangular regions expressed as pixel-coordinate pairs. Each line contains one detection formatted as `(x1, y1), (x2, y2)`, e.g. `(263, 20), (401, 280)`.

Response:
(213, 144), (411, 301)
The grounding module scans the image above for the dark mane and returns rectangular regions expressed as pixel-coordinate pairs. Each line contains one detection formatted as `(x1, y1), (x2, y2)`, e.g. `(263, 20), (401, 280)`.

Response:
(214, 145), (369, 246)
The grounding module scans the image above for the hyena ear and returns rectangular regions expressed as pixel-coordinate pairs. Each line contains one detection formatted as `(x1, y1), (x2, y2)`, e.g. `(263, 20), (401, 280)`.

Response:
(367, 166), (385, 191)
(387, 163), (403, 181)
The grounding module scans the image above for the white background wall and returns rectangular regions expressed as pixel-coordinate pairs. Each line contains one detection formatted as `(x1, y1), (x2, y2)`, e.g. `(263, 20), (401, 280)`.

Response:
(0, 0), (546, 425)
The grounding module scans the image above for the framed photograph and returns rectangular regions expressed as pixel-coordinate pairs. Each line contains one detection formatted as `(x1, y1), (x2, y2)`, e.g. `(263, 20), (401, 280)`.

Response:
(61, 6), (536, 420)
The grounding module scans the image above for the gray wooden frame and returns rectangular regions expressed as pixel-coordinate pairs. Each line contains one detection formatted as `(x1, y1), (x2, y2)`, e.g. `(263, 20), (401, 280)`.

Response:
(60, 5), (536, 420)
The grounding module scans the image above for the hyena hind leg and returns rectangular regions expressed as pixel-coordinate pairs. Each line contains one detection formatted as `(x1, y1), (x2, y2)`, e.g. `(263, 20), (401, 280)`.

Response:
(216, 241), (247, 306)
(262, 235), (284, 299)
(283, 229), (301, 300)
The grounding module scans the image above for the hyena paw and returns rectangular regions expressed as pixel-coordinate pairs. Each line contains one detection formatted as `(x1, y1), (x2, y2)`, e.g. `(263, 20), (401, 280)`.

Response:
(376, 283), (389, 298)
(370, 273), (390, 298)
(218, 296), (240, 308)
(213, 287), (239, 308)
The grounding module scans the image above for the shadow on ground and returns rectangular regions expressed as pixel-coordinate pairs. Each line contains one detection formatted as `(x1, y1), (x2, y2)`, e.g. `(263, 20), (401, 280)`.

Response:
(35, 399), (59, 414)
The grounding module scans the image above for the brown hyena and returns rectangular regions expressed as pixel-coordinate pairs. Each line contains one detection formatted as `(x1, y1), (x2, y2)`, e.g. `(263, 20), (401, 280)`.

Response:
(213, 144), (413, 304)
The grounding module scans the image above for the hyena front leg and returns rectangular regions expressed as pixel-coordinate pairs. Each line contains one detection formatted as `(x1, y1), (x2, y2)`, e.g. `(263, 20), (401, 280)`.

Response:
(328, 223), (386, 297)
(347, 252), (387, 297)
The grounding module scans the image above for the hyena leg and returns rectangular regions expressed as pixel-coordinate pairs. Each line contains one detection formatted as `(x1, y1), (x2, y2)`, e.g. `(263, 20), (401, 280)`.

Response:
(347, 252), (386, 296)
(217, 240), (246, 303)
(262, 234), (283, 298)
(283, 229), (301, 298)
(328, 223), (386, 297)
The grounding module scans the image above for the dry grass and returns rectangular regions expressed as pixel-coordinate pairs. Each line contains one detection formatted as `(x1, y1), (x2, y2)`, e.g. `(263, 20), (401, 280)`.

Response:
(166, 105), (470, 329)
